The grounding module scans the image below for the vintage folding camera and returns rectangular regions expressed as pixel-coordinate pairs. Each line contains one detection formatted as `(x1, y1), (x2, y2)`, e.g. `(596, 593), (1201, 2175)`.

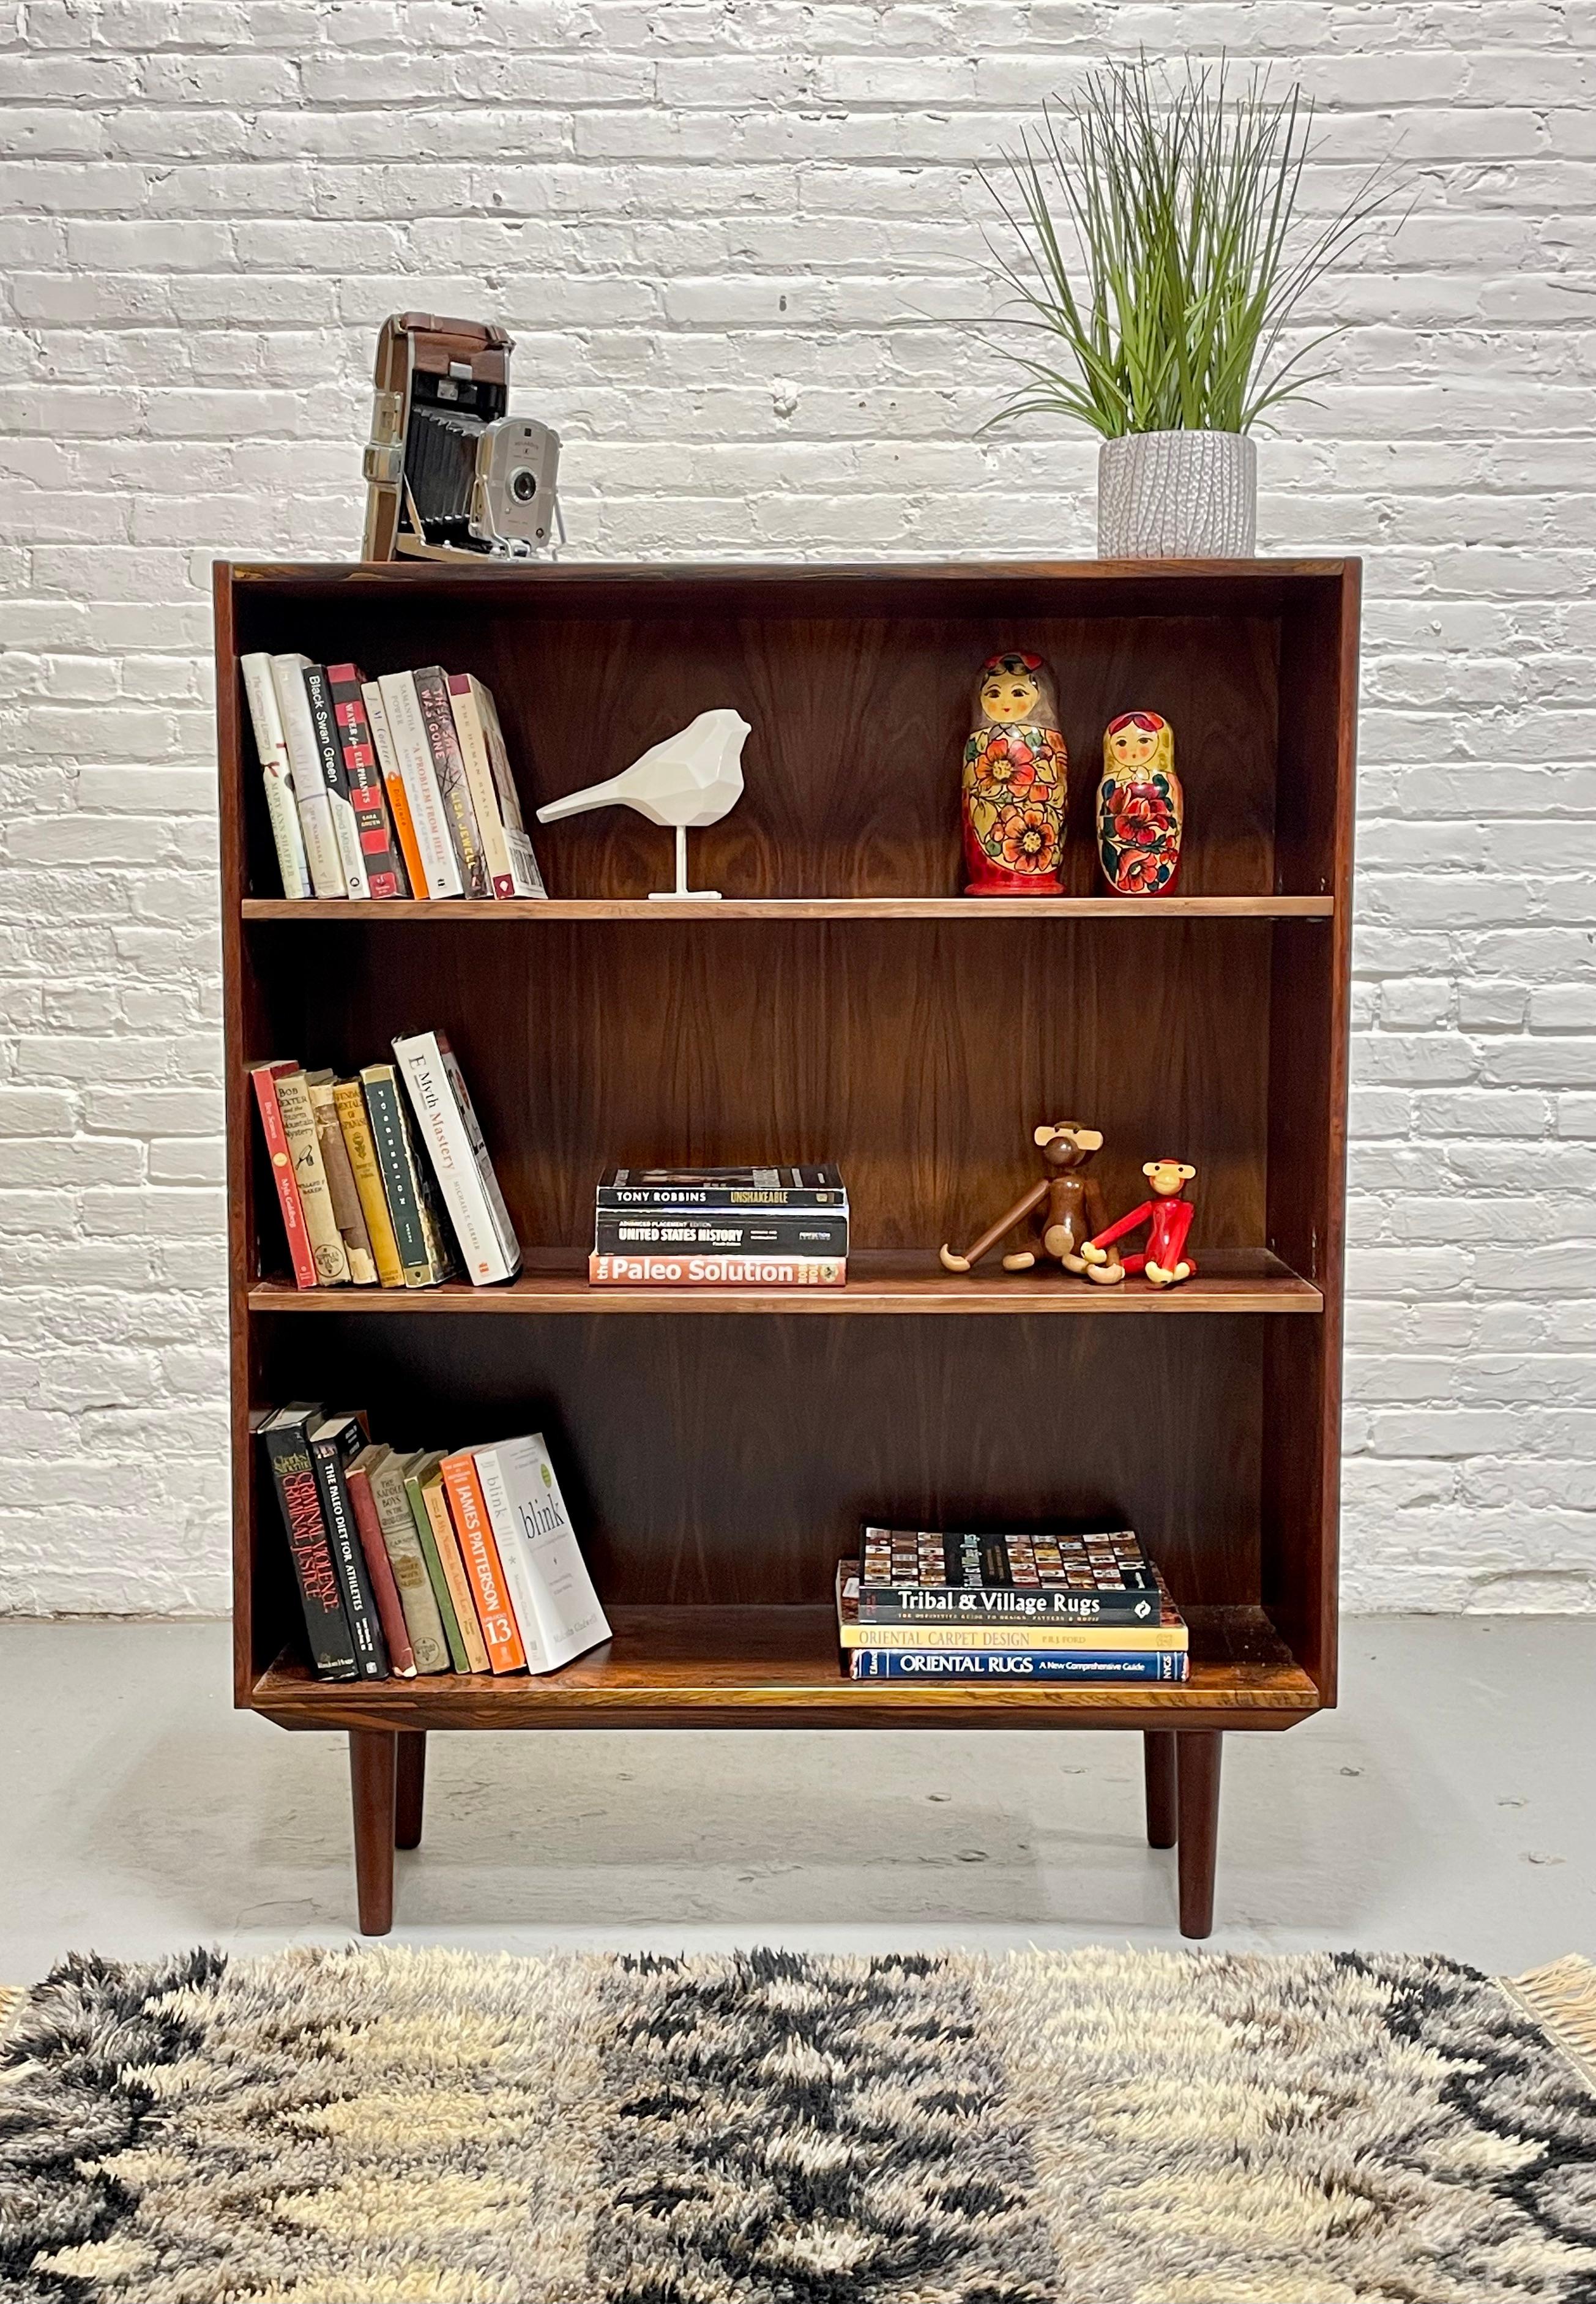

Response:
(362, 313), (561, 561)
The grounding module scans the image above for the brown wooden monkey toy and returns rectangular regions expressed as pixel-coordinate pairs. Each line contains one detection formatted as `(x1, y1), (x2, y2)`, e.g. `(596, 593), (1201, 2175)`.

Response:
(939, 1124), (1119, 1279)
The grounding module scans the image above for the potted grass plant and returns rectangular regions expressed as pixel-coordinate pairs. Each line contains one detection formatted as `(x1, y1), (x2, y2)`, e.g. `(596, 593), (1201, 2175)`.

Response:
(980, 57), (1398, 558)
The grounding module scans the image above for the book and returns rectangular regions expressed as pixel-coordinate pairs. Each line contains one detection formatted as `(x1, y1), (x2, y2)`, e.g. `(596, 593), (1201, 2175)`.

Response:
(258, 1404), (357, 1679)
(272, 1067), (351, 1285)
(420, 1469), (492, 1673)
(376, 671), (463, 899)
(848, 1649), (1190, 1682)
(332, 1078), (405, 1288)
(855, 1527), (1161, 1627)
(596, 1165), (848, 1211)
(472, 1433), (611, 1675)
(403, 1451), (473, 1674)
(593, 1213), (850, 1256)
(306, 1072), (378, 1284)
(249, 1061), (317, 1289)
(368, 1448), (453, 1674)
(346, 1446), (418, 1676)
(360, 1063), (457, 1287)
(302, 663), (370, 898)
(392, 1028), (520, 1285)
(365, 676), (435, 900)
(589, 1253), (845, 1287)
(440, 1450), (524, 1672)
(327, 663), (407, 899)
(308, 1413), (389, 1677)
(412, 665), (492, 896)
(269, 653), (345, 898)
(446, 673), (545, 898)
(240, 652), (311, 899)
(835, 1565), (1187, 1652)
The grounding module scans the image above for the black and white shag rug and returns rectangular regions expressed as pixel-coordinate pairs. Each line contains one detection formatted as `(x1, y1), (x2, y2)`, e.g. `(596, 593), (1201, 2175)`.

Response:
(2, 1945), (1594, 2302)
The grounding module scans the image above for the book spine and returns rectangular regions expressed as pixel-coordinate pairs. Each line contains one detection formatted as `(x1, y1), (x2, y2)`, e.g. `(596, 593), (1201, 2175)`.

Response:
(588, 1253), (846, 1287)
(249, 1064), (318, 1289)
(327, 663), (406, 899)
(471, 677), (546, 894)
(838, 1619), (1187, 1653)
(855, 1589), (1157, 1627)
(470, 1446), (550, 1672)
(259, 1420), (358, 1679)
(361, 1066), (452, 1286)
(413, 665), (491, 897)
(332, 1079), (405, 1288)
(441, 1453), (526, 1671)
(594, 1214), (850, 1256)
(393, 1029), (518, 1285)
(422, 1475), (492, 1674)
(346, 1465), (417, 1675)
(272, 1070), (350, 1284)
(596, 1187), (848, 1212)
(302, 663), (370, 898)
(446, 673), (521, 899)
(362, 678), (430, 899)
(376, 671), (462, 899)
(370, 1456), (452, 1674)
(310, 1433), (389, 1677)
(404, 1466), (470, 1673)
(848, 1649), (1190, 1681)
(240, 653), (311, 899)
(307, 1077), (378, 1284)
(270, 654), (346, 898)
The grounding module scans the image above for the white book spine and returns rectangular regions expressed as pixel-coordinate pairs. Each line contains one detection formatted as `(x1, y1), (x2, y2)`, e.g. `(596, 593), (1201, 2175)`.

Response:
(437, 1038), (520, 1270)
(470, 1447), (550, 1668)
(241, 653), (311, 899)
(362, 680), (414, 895)
(270, 654), (346, 899)
(474, 680), (547, 897)
(392, 1028), (518, 1283)
(377, 672), (463, 898)
(475, 1435), (610, 1675)
(447, 676), (542, 900)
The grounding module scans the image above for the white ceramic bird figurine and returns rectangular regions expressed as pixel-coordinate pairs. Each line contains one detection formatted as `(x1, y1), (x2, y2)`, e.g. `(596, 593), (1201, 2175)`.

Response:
(536, 708), (751, 899)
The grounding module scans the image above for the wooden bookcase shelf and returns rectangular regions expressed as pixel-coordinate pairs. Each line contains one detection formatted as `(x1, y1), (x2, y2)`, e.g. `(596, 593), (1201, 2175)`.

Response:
(220, 556), (1357, 1941)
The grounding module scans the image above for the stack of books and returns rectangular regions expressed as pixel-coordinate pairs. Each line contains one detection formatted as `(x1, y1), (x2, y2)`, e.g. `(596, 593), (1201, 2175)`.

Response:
(838, 1525), (1190, 1681)
(242, 652), (546, 903)
(588, 1166), (849, 1288)
(250, 1027), (519, 1289)
(257, 1407), (610, 1682)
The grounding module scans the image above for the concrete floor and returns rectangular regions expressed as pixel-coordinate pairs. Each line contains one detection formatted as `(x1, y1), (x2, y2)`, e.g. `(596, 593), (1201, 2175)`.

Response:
(1, 1617), (1591, 1988)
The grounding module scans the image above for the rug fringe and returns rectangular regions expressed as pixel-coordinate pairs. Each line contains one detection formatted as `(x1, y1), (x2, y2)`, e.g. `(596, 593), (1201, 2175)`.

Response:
(0, 1985), (26, 2044)
(1502, 1956), (1596, 2093)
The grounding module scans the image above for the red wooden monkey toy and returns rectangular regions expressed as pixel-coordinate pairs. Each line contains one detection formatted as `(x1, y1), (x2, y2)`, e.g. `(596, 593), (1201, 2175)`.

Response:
(1081, 1158), (1197, 1288)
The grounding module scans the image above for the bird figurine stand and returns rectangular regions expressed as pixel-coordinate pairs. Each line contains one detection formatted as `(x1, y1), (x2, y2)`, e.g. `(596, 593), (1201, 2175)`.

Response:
(536, 708), (750, 899)
(1081, 1158), (1198, 1288)
(960, 651), (1068, 895)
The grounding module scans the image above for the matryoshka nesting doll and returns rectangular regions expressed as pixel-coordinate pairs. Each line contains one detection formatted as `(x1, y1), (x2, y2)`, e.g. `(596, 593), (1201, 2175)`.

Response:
(1097, 710), (1183, 895)
(961, 651), (1067, 895)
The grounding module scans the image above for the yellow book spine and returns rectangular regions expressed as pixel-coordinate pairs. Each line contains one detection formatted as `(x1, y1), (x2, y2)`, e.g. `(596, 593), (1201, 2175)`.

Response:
(422, 1474), (491, 1674)
(332, 1078), (404, 1288)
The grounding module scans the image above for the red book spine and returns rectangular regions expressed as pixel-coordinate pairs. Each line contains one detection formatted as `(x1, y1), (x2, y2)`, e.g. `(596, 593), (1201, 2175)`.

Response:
(326, 662), (406, 899)
(346, 1464), (417, 1675)
(250, 1062), (317, 1289)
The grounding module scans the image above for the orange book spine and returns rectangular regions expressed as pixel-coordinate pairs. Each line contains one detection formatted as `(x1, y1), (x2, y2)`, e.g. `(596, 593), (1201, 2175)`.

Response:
(441, 1452), (525, 1672)
(362, 677), (428, 898)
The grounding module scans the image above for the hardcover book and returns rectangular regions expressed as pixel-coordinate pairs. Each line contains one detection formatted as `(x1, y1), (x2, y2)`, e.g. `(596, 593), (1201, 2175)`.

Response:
(346, 1445), (418, 1676)
(272, 1067), (351, 1285)
(327, 662), (407, 899)
(855, 1527), (1162, 1626)
(392, 1028), (520, 1285)
(835, 1565), (1187, 1652)
(848, 1649), (1190, 1682)
(440, 1450), (525, 1672)
(412, 665), (491, 897)
(376, 670), (462, 898)
(302, 663), (370, 898)
(447, 673), (545, 898)
(306, 1072), (378, 1284)
(403, 1451), (475, 1674)
(308, 1412), (389, 1677)
(269, 652), (345, 898)
(593, 1213), (849, 1256)
(360, 1064), (457, 1287)
(416, 1460), (491, 1674)
(589, 1252), (845, 1287)
(596, 1165), (848, 1211)
(331, 1077), (405, 1288)
(368, 1448), (453, 1674)
(249, 1060), (316, 1289)
(240, 652), (310, 899)
(258, 1404), (357, 1679)
(362, 679), (430, 900)
(472, 1433), (611, 1675)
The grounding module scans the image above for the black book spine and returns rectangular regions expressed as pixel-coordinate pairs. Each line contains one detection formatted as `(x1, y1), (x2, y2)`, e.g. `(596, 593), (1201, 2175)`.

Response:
(260, 1421), (359, 1679)
(595, 1187), (846, 1212)
(593, 1212), (850, 1255)
(310, 1431), (390, 1678)
(855, 1586), (1158, 1627)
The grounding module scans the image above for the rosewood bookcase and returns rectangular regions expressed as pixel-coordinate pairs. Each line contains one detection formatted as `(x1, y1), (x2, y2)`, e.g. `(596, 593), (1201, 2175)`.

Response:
(218, 557), (1357, 1939)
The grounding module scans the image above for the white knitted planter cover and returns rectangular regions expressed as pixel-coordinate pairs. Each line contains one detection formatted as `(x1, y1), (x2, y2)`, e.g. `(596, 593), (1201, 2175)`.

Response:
(1097, 430), (1256, 559)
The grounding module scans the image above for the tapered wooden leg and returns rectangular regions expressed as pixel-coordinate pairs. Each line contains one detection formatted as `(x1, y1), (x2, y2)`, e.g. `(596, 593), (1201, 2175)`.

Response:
(395, 1731), (427, 1851)
(1176, 1731), (1222, 1939)
(1143, 1731), (1178, 1848)
(349, 1730), (397, 1936)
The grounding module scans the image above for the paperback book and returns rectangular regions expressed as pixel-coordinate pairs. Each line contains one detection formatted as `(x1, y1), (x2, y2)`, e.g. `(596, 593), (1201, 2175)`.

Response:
(596, 1165), (847, 1211)
(856, 1526), (1161, 1625)
(835, 1565), (1187, 1652)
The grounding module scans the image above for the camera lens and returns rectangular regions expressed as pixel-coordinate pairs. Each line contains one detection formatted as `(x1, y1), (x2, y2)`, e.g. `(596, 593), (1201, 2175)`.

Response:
(510, 468), (538, 502)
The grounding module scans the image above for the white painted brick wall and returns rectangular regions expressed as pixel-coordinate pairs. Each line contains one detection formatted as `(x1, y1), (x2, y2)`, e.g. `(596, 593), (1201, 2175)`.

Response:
(2, 0), (1594, 1615)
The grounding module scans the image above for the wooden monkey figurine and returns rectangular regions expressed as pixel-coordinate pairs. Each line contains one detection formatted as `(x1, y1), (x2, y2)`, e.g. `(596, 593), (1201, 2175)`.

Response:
(1097, 710), (1183, 895)
(939, 1124), (1117, 1278)
(961, 651), (1068, 894)
(1081, 1158), (1198, 1288)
